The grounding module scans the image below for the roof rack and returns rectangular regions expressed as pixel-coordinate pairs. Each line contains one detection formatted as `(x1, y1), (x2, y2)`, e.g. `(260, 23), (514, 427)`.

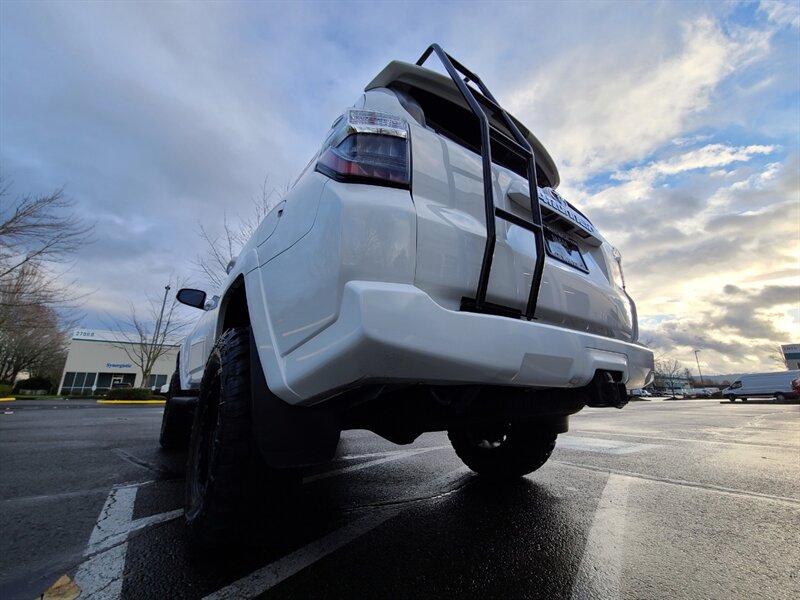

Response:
(416, 44), (546, 320)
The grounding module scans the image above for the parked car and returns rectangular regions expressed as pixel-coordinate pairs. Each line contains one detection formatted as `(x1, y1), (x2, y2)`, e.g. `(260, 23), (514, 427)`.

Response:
(722, 370), (800, 402)
(162, 44), (654, 546)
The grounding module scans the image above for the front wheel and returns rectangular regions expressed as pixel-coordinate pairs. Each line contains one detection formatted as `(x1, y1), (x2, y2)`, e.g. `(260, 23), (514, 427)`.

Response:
(448, 421), (557, 479)
(775, 393), (786, 402)
(184, 327), (300, 547)
(727, 395), (736, 402)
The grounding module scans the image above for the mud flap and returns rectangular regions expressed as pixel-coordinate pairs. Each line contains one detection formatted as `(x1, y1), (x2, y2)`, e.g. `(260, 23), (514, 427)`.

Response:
(249, 332), (341, 468)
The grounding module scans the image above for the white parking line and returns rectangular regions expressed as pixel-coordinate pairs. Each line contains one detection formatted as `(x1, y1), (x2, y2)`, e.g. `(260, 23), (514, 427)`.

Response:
(73, 482), (182, 600)
(571, 474), (632, 600)
(303, 445), (449, 483)
(74, 484), (137, 600)
(203, 507), (400, 600)
(565, 430), (794, 450)
(558, 435), (658, 455)
(555, 460), (800, 506)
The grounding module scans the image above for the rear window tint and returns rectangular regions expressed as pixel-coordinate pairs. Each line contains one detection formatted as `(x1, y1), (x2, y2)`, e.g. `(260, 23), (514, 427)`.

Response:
(393, 84), (553, 188)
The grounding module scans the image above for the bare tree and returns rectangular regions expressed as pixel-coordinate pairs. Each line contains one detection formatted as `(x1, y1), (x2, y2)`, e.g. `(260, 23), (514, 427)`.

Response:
(0, 180), (91, 385)
(108, 282), (187, 388)
(0, 181), (91, 285)
(0, 302), (69, 385)
(655, 358), (684, 396)
(195, 178), (285, 289)
(768, 344), (788, 370)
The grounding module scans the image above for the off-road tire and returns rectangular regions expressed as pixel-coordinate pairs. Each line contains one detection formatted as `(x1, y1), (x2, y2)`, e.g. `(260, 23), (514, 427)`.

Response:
(448, 421), (557, 479)
(184, 327), (277, 547)
(159, 370), (192, 451)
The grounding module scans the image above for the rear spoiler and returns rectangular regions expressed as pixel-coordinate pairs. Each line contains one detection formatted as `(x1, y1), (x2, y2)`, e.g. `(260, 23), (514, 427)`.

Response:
(366, 60), (560, 190)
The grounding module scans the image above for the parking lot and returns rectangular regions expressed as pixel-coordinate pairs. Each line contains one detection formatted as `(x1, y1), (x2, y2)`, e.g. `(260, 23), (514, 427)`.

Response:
(1, 398), (798, 599)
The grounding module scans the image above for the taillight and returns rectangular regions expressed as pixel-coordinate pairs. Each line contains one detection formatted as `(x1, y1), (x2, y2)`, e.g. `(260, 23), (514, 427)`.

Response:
(316, 109), (409, 188)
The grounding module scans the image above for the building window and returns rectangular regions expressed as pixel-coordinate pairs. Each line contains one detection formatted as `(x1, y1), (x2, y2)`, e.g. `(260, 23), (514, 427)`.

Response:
(147, 374), (168, 389)
(61, 371), (98, 396)
(97, 373), (113, 389)
(63, 372), (75, 388)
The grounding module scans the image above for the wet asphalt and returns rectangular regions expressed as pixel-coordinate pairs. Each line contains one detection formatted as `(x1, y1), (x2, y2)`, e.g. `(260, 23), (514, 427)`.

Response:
(0, 398), (798, 599)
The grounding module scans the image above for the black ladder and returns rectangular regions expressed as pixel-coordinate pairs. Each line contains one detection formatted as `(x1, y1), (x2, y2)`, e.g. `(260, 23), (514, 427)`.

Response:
(416, 44), (546, 320)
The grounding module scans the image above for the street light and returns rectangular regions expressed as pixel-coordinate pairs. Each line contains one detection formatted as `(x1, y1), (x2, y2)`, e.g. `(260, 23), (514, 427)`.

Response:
(693, 349), (704, 386)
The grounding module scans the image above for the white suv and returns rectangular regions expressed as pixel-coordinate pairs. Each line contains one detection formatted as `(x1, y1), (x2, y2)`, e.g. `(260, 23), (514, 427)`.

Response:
(161, 45), (654, 545)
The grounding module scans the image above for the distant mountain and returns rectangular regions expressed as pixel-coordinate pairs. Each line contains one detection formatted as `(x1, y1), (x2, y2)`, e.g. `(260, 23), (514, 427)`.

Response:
(701, 369), (798, 385)
(700, 374), (741, 385)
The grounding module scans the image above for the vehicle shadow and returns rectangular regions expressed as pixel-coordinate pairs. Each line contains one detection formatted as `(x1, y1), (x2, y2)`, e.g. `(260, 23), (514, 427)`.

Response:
(124, 455), (591, 599)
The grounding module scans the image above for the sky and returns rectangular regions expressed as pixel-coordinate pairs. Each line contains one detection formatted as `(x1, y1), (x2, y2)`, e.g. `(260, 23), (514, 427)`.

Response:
(1, 0), (798, 377)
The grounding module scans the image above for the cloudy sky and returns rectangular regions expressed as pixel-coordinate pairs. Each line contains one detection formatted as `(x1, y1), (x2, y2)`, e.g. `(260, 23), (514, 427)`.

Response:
(1, 0), (798, 376)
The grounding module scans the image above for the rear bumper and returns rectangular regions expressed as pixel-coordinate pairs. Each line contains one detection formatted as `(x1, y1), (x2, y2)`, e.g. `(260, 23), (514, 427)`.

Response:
(260, 281), (654, 405)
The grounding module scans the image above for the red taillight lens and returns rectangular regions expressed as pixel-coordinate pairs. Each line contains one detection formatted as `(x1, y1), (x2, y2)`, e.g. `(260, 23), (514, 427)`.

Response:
(317, 133), (409, 188)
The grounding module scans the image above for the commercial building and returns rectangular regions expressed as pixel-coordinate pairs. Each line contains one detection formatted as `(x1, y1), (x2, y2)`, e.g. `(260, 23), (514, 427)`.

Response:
(781, 344), (800, 370)
(652, 372), (691, 394)
(58, 329), (179, 395)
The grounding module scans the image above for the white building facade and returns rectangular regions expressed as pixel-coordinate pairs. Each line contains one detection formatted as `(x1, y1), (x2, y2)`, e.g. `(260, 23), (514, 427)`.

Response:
(781, 344), (800, 370)
(58, 329), (179, 395)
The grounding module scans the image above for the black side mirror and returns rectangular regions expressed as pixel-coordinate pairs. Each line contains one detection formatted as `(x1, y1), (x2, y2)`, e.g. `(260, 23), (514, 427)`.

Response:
(176, 288), (207, 310)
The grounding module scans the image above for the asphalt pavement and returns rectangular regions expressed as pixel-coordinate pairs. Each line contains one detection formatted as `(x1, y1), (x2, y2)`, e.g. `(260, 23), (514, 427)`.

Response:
(0, 398), (798, 599)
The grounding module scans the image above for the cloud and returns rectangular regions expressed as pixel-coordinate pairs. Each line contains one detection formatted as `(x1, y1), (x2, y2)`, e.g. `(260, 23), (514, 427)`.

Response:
(507, 17), (771, 180)
(612, 144), (777, 183)
(642, 283), (799, 368)
(759, 0), (800, 29)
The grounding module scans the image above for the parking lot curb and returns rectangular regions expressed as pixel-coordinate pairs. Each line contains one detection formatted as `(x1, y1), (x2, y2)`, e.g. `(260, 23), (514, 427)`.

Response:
(96, 400), (166, 405)
(0, 397), (15, 402)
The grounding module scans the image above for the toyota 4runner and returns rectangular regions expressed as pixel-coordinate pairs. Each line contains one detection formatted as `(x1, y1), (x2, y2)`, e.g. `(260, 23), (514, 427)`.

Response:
(161, 44), (654, 545)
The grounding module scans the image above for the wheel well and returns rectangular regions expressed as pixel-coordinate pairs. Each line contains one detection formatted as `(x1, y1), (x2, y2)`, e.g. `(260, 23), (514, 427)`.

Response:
(220, 277), (250, 333)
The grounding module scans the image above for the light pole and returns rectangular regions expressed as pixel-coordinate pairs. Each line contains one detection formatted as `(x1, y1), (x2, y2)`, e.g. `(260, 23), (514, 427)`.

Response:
(155, 285), (171, 339)
(145, 284), (171, 388)
(693, 349), (703, 386)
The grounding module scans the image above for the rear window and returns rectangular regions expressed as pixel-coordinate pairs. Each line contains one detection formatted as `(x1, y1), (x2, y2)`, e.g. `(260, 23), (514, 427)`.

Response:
(392, 84), (554, 188)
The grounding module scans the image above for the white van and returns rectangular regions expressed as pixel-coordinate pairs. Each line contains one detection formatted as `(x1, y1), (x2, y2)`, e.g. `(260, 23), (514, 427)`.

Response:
(722, 370), (800, 402)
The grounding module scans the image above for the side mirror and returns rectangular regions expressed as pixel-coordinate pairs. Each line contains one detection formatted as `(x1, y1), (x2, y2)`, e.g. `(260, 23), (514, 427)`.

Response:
(176, 288), (207, 310)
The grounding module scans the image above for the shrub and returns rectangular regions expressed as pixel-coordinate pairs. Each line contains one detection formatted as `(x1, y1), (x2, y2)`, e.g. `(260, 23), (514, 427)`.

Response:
(0, 384), (12, 396)
(13, 377), (53, 394)
(106, 387), (158, 400)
